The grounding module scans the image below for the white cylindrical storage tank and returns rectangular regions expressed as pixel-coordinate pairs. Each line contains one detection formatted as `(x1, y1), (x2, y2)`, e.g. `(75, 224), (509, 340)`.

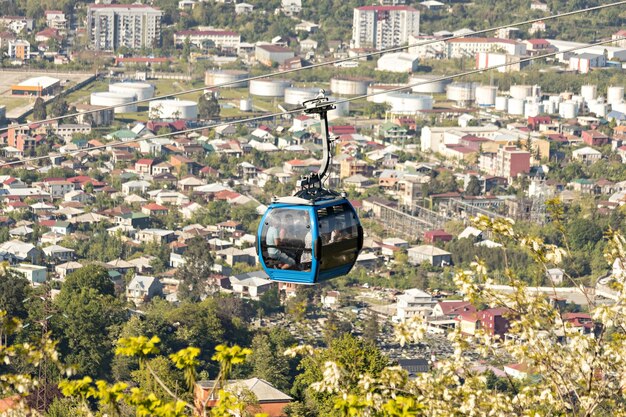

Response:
(446, 82), (475, 106)
(109, 82), (154, 101)
(328, 96), (349, 120)
(367, 84), (405, 103)
(608, 86), (625, 105)
(525, 102), (543, 117)
(409, 74), (450, 94)
(508, 98), (525, 115)
(330, 77), (370, 96)
(588, 101), (608, 117)
(90, 91), (137, 114)
(249, 79), (291, 97)
(613, 102), (626, 114)
(495, 96), (508, 112)
(559, 101), (578, 119)
(475, 85), (497, 107)
(149, 99), (198, 120)
(543, 100), (556, 114)
(240, 98), (252, 112)
(205, 70), (249, 88)
(581, 85), (597, 101)
(510, 85), (533, 100)
(284, 87), (320, 105)
(384, 92), (433, 113)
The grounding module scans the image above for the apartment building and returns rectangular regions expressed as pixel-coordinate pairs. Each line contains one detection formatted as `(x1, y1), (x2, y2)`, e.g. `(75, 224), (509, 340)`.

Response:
(87, 4), (163, 51)
(446, 37), (526, 59)
(8, 40), (30, 61)
(174, 29), (240, 49)
(480, 146), (530, 179)
(351, 5), (420, 50)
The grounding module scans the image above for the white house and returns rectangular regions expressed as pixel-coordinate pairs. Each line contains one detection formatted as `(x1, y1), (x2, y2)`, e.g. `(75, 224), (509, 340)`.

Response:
(12, 264), (47, 284)
(572, 146), (602, 164)
(229, 271), (274, 300)
(407, 245), (452, 267)
(127, 275), (162, 304)
(395, 288), (436, 321)
(55, 261), (83, 279)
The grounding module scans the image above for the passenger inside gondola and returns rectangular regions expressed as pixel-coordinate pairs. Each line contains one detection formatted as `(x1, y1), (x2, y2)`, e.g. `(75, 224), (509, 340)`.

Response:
(263, 210), (310, 271)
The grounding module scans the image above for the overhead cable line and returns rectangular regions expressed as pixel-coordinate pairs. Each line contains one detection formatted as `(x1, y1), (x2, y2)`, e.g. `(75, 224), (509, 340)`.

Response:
(2, 0), (625, 132)
(3, 36), (622, 169)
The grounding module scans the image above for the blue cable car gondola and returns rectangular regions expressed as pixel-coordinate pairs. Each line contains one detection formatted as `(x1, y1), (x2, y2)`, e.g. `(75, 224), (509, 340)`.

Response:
(257, 94), (363, 284)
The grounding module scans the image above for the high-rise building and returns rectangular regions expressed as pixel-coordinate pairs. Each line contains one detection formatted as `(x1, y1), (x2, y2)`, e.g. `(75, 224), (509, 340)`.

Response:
(351, 5), (419, 50)
(87, 4), (163, 51)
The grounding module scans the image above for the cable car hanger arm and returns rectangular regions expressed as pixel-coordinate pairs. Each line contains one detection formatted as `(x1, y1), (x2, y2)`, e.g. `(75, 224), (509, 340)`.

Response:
(292, 91), (339, 201)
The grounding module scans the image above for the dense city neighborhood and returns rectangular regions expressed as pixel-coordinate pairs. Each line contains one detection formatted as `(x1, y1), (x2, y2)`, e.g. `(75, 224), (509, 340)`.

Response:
(1, 0), (626, 416)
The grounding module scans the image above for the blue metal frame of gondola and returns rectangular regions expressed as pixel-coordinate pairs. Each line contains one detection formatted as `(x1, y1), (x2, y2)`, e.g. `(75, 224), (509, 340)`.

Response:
(256, 92), (363, 285)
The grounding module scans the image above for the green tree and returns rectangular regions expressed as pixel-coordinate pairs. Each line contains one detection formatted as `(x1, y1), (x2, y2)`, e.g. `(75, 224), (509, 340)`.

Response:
(566, 218), (603, 250)
(465, 175), (482, 196)
(175, 237), (215, 302)
(292, 334), (389, 416)
(49, 97), (68, 118)
(0, 269), (31, 319)
(198, 93), (221, 119)
(32, 97), (47, 121)
(247, 333), (292, 391)
(362, 314), (380, 344)
(54, 284), (125, 377)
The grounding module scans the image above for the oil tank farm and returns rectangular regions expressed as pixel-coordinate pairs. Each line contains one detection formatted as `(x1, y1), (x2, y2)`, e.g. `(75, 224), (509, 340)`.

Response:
(249, 79), (291, 97)
(149, 99), (198, 120)
(475, 85), (498, 107)
(284, 87), (320, 105)
(384, 92), (433, 113)
(409, 74), (450, 94)
(330, 77), (371, 95)
(205, 70), (250, 88)
(109, 82), (155, 101)
(447, 82), (475, 107)
(90, 91), (137, 113)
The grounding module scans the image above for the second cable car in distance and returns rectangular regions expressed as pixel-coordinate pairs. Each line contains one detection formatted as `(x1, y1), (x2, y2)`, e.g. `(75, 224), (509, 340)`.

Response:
(257, 93), (363, 285)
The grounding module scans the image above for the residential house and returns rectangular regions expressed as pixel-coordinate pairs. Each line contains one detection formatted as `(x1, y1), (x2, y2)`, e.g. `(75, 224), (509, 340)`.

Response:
(11, 264), (47, 284)
(142, 203), (169, 216)
(137, 229), (177, 244)
(217, 221), (243, 233)
(321, 290), (340, 308)
(572, 146), (602, 164)
(396, 359), (430, 378)
(127, 275), (162, 305)
(177, 176), (206, 192)
(431, 300), (476, 319)
(9, 225), (33, 240)
(122, 180), (151, 195)
(106, 259), (137, 276)
(407, 245), (452, 267)
(215, 248), (255, 267)
(55, 261), (83, 279)
(581, 130), (610, 147)
(42, 245), (75, 263)
(194, 378), (291, 417)
(395, 288), (436, 321)
(468, 308), (511, 337)
(229, 271), (275, 299)
(546, 268), (564, 284)
(64, 190), (92, 203)
(0, 240), (42, 264)
(44, 180), (74, 198)
(423, 229), (453, 244)
(503, 363), (533, 380)
(343, 174), (373, 192)
(135, 159), (155, 175)
(115, 212), (150, 229)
